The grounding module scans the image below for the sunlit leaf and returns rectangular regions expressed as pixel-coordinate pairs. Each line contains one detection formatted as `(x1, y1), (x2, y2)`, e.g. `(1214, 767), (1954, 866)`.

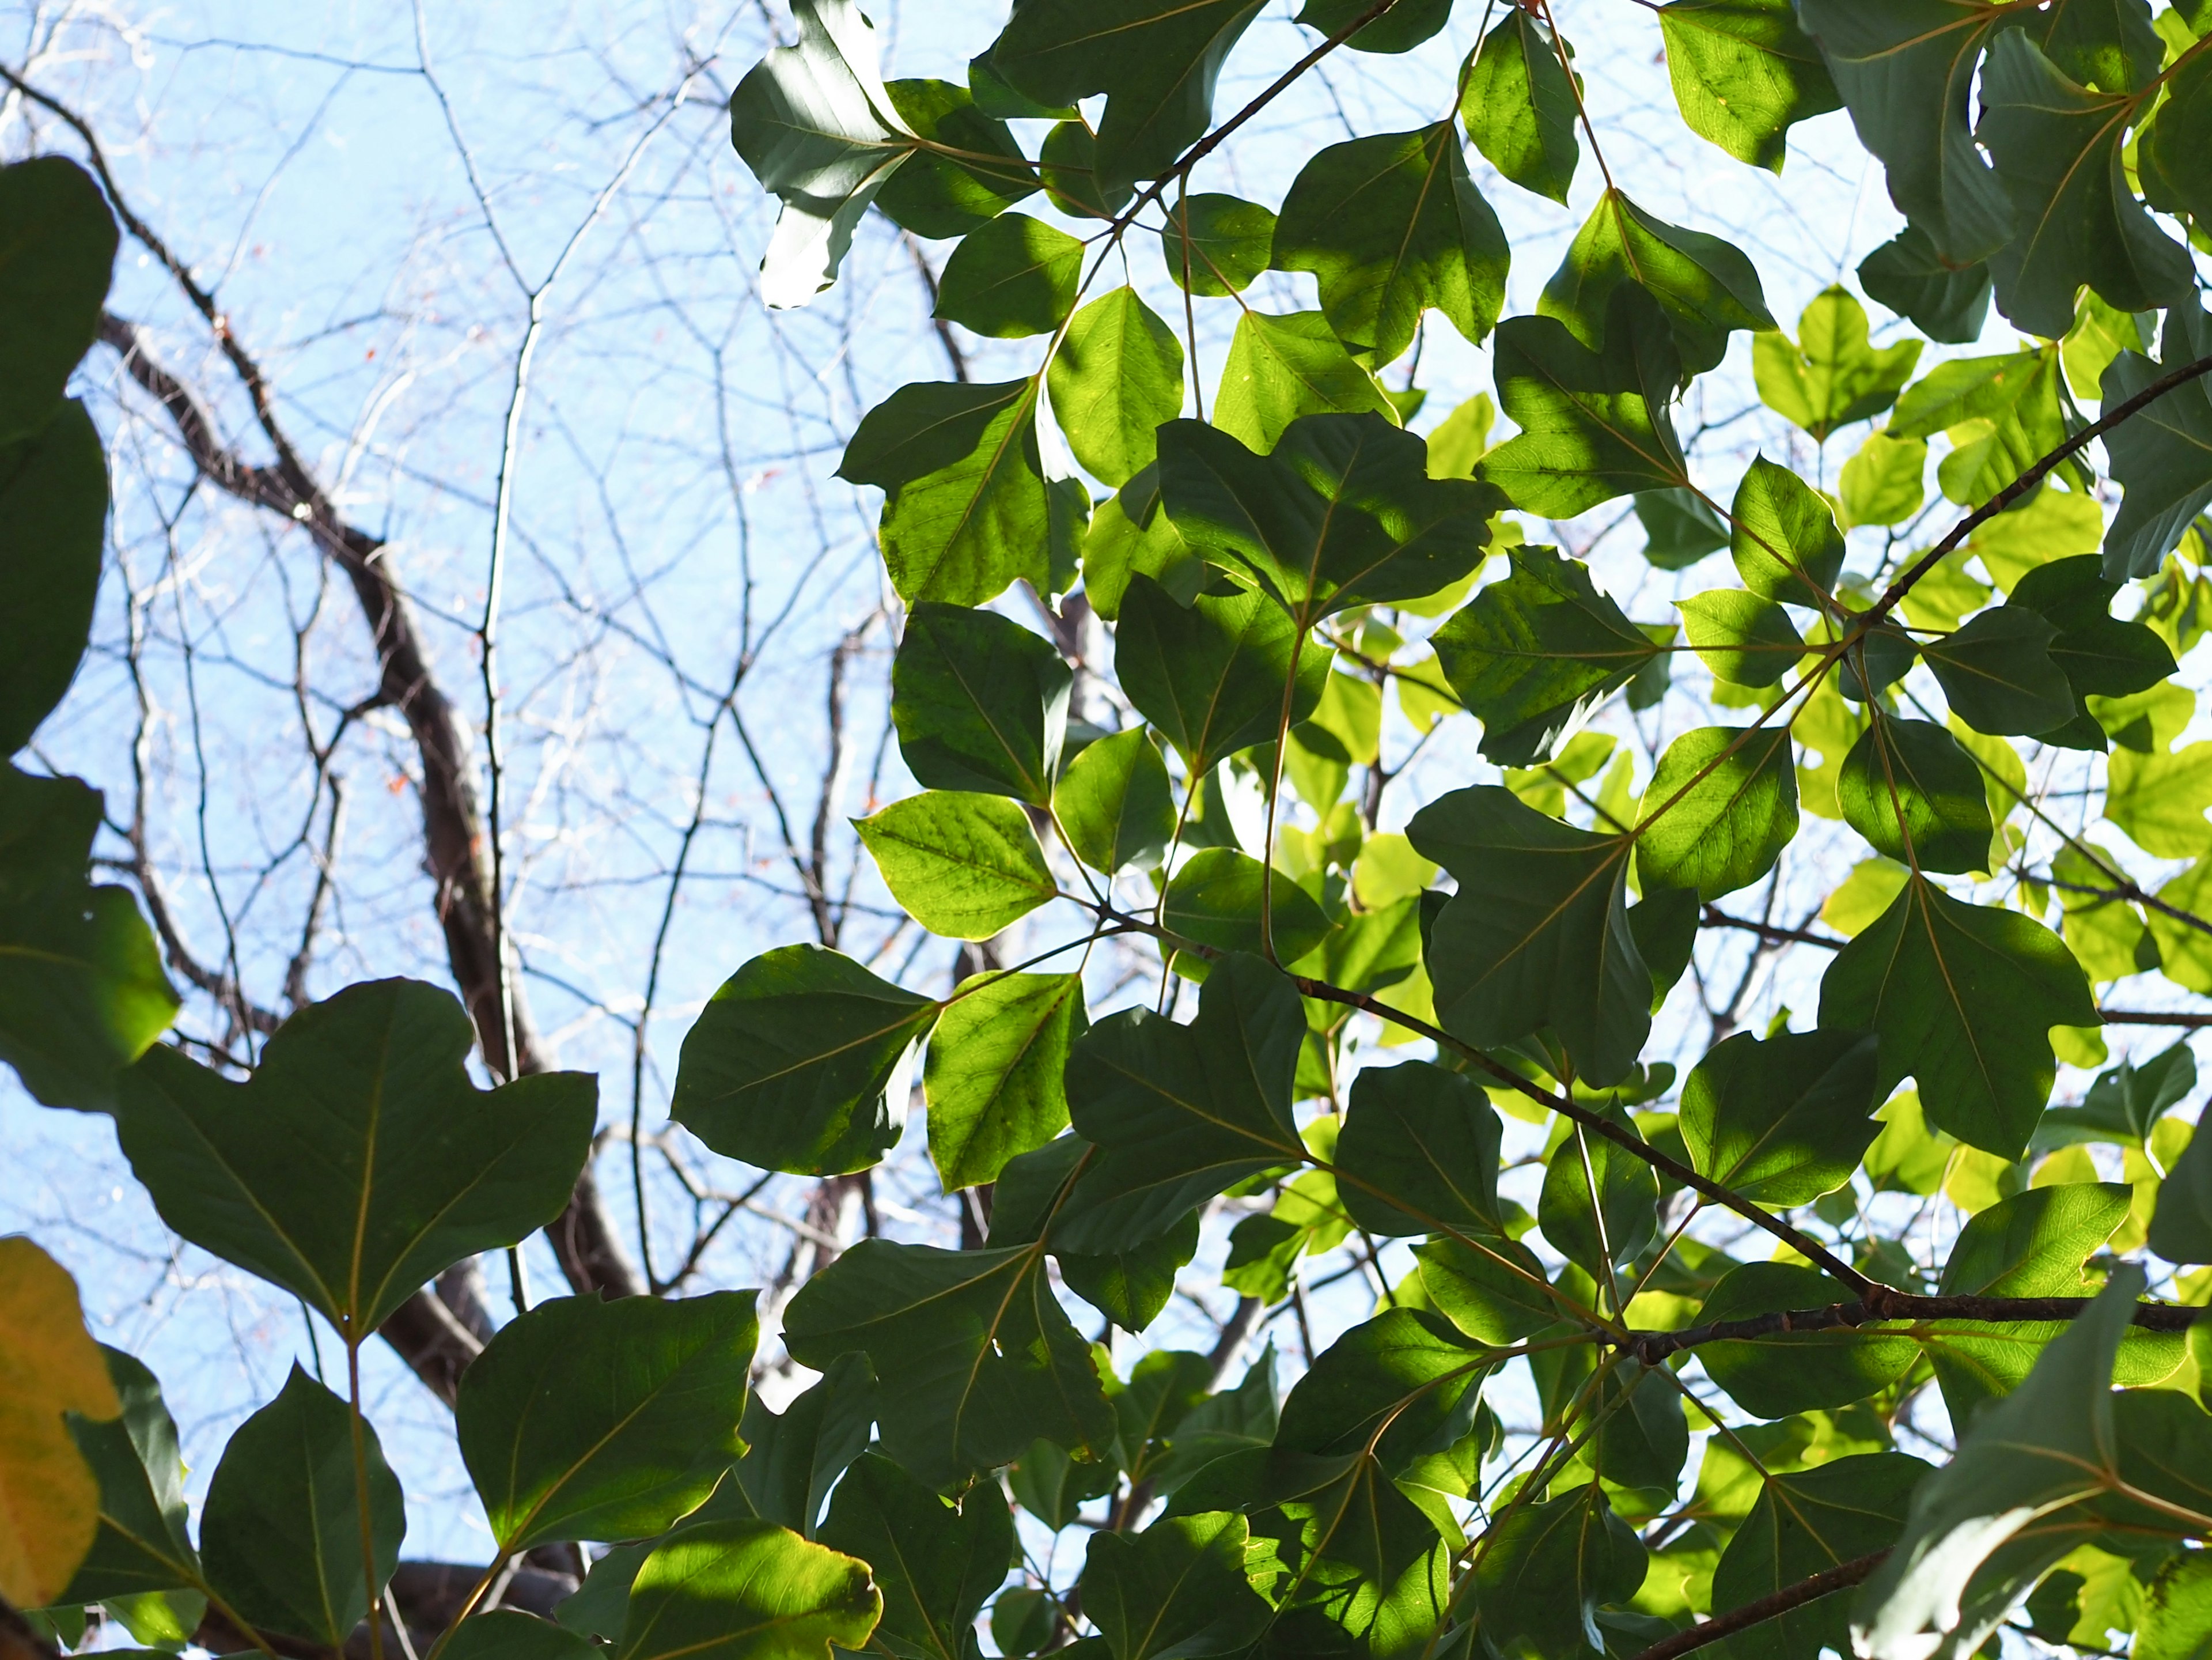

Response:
(854, 791), (1059, 939)
(1461, 9), (1579, 203)
(618, 1519), (880, 1660)
(1658, 0), (1840, 171)
(1679, 1027), (1882, 1205)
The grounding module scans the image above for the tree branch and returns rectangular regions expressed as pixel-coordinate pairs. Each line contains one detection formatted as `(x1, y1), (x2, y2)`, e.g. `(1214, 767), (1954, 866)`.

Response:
(1628, 1552), (1888, 1660)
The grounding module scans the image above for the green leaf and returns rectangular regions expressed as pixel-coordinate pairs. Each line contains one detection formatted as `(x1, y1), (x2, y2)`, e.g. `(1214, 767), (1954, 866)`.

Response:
(2010, 555), (2176, 713)
(1539, 191), (1775, 378)
(1838, 430), (1929, 530)
(1941, 1183), (2130, 1298)
(782, 1236), (1113, 1487)
(1273, 123), (1509, 370)
(1211, 310), (1397, 455)
(1113, 576), (1328, 772)
(1658, 0), (1842, 171)
(1976, 30), (2191, 338)
(838, 378), (1079, 606)
(1838, 717), (1995, 873)
(988, 0), (1266, 192)
(1795, 0), (2016, 265)
(1429, 545), (1660, 766)
(60, 1349), (198, 1602)
(1920, 605), (2075, 736)
(1050, 287), (1184, 488)
(1710, 1454), (1929, 1654)
(1060, 1205), (1201, 1333)
(1850, 1266), (2145, 1660)
(1857, 225), (1992, 345)
(115, 978), (590, 1337)
(1158, 194), (1275, 298)
(1889, 345), (2071, 510)
(1479, 284), (1688, 517)
(1698, 1263), (1918, 1415)
(925, 971), (1087, 1190)
(1474, 1485), (1646, 1660)
(443, 1612), (599, 1660)
(1296, 0), (1451, 52)
(459, 1290), (756, 1549)
(1055, 728), (1175, 875)
(199, 1367), (403, 1647)
(0, 158), (116, 445)
(1634, 487), (1729, 570)
(1275, 1309), (1483, 1472)
(1335, 1061), (1503, 1238)
(1729, 455), (1844, 608)
(1538, 1109), (1661, 1280)
(1081, 1511), (1271, 1660)
(893, 603), (1071, 804)
(873, 80), (1037, 240)
(1083, 466), (1203, 622)
(1817, 875), (2097, 1156)
(1752, 287), (1921, 443)
(728, 0), (917, 307)
(2140, 1552), (2212, 1660)
(1461, 9), (1579, 204)
(854, 791), (1058, 939)
(1677, 589), (1804, 687)
(1679, 1028), (1882, 1205)
(2101, 304), (2212, 581)
(618, 1519), (880, 1660)
(671, 944), (937, 1176)
(0, 767), (175, 1111)
(734, 1353), (875, 1537)
(819, 1452), (1011, 1660)
(1038, 120), (1134, 219)
(992, 1589), (1059, 1657)
(1158, 413), (1500, 625)
(1409, 784), (1649, 1087)
(1635, 724), (1798, 901)
(934, 213), (1084, 339)
(0, 402), (107, 756)
(2150, 1116), (2212, 1264)
(1055, 954), (1304, 1253)
(2143, 48), (2212, 223)
(2107, 743), (2212, 857)
(1160, 848), (1334, 965)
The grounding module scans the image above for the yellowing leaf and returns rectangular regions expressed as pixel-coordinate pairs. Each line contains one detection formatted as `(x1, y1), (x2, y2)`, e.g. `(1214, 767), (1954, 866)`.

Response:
(0, 1237), (121, 1608)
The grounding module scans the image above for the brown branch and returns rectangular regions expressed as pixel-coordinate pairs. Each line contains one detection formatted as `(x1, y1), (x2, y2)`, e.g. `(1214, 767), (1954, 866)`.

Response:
(1628, 1552), (1888, 1660)
(1700, 905), (1844, 951)
(0, 1597), (61, 1660)
(2101, 1009), (2212, 1028)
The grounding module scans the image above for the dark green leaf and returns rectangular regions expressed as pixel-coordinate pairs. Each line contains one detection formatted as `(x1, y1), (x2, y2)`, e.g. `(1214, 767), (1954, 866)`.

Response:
(1296, 0), (1452, 52)
(1211, 309), (1398, 454)
(0, 401), (107, 755)
(1539, 190), (1775, 377)
(819, 1452), (1012, 1660)
(1752, 286), (1921, 441)
(992, 1589), (1060, 1657)
(1537, 1108), (1660, 1280)
(670, 944), (937, 1176)
(1635, 724), (1798, 901)
(1274, 123), (1508, 370)
(2150, 1116), (2212, 1264)
(1414, 1235), (1563, 1346)
(116, 978), (591, 1336)
(1794, 0), (2016, 265)
(1050, 287), (1184, 487)
(1590, 1365), (1689, 1497)
(728, 0), (917, 307)
(1146, 1349), (1279, 1496)
(988, 1), (1267, 191)
(459, 1290), (756, 1550)
(1698, 1263), (1918, 1415)
(199, 1367), (403, 1647)
(1060, 1205), (1202, 1332)
(1275, 1309), (1483, 1473)
(2101, 303), (2212, 581)
(1710, 1453), (1929, 1654)
(1838, 717), (1994, 873)
(1081, 1511), (1271, 1660)
(1976, 29), (2191, 338)
(1055, 728), (1175, 875)
(1677, 589), (1804, 687)
(1056, 954), (1305, 1253)
(935, 213), (1083, 339)
(926, 971), (1087, 1190)
(1429, 545), (1660, 766)
(1410, 784), (1649, 1087)
(1857, 227), (1991, 347)
(1478, 284), (1688, 517)
(1461, 10), (1579, 204)
(854, 791), (1058, 939)
(893, 603), (1071, 804)
(1729, 455), (1844, 607)
(1679, 1028), (1882, 1205)
(444, 1612), (599, 1660)
(1160, 848), (1335, 965)
(734, 1353), (875, 1538)
(1082, 465), (1203, 622)
(1474, 1484), (1645, 1660)
(1113, 575), (1329, 772)
(617, 1519), (880, 1660)
(0, 767), (175, 1111)
(1920, 605), (2076, 736)
(61, 1349), (198, 1602)
(782, 1236), (1113, 1487)
(1158, 194), (1275, 298)
(1039, 120), (1134, 219)
(1818, 875), (2096, 1156)
(2143, 48), (2212, 223)
(874, 80), (1036, 239)
(0, 158), (116, 444)
(1891, 344), (2073, 509)
(2010, 556), (2176, 705)
(1335, 1061), (1502, 1238)
(1634, 487), (1729, 570)
(1158, 413), (1500, 623)
(1658, 0), (1841, 172)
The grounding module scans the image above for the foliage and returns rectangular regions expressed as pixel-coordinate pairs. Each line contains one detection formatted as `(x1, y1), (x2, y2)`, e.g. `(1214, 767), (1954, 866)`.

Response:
(6, 5), (2212, 1660)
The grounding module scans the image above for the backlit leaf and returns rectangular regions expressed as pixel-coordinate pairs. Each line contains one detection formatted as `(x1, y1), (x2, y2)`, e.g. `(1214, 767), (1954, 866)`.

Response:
(1838, 717), (1994, 874)
(618, 1520), (880, 1660)
(1658, 0), (1841, 172)
(1752, 286), (1921, 443)
(893, 603), (1071, 804)
(1730, 455), (1844, 607)
(1113, 576), (1329, 772)
(0, 1238), (119, 1610)
(1539, 191), (1774, 377)
(1054, 728), (1175, 874)
(1211, 310), (1397, 454)
(1160, 848), (1334, 965)
(1677, 589), (1804, 687)
(1678, 1027), (1883, 1205)
(1461, 9), (1579, 204)
(926, 971), (1087, 1190)
(854, 791), (1059, 939)
(874, 79), (1036, 239)
(1635, 724), (1798, 901)
(1158, 194), (1275, 298)
(1051, 286), (1184, 487)
(934, 213), (1083, 339)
